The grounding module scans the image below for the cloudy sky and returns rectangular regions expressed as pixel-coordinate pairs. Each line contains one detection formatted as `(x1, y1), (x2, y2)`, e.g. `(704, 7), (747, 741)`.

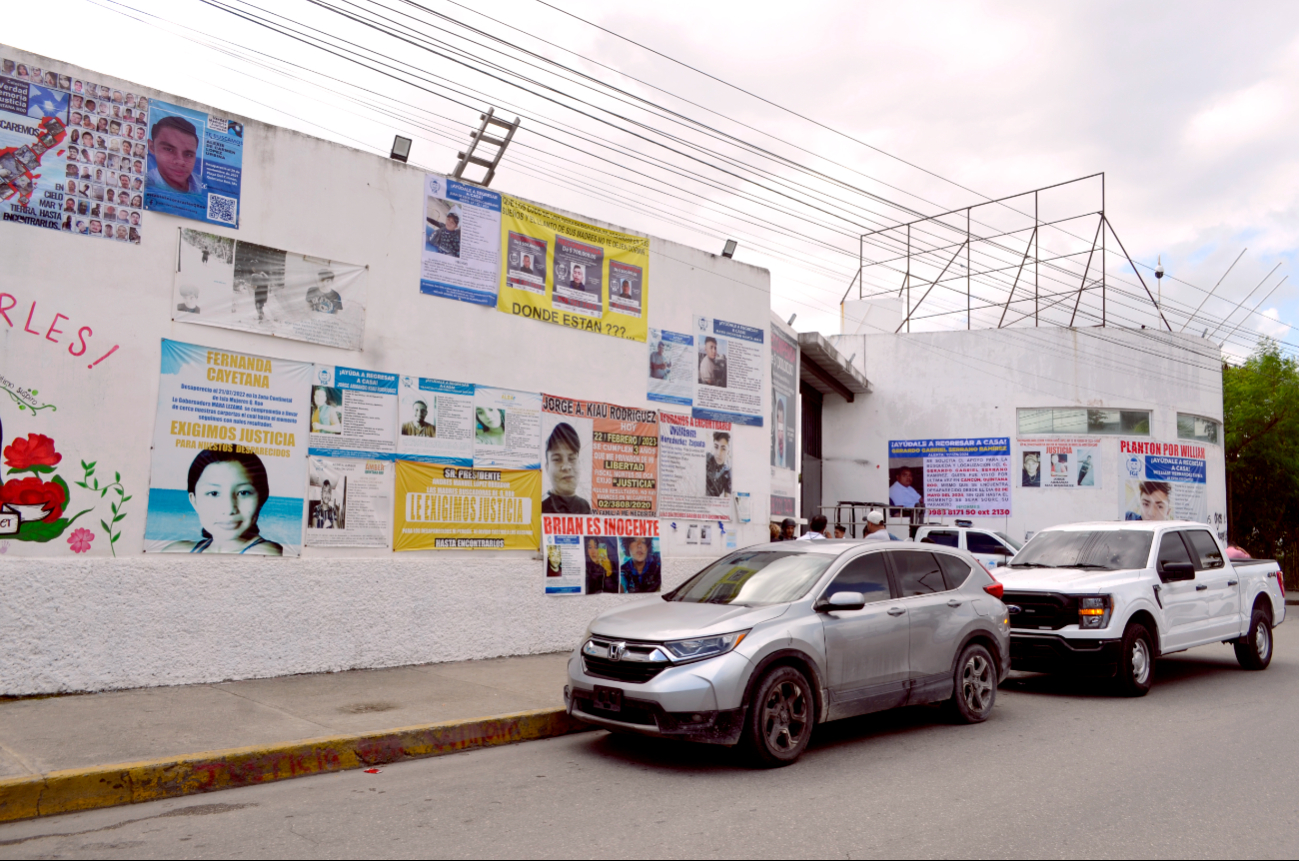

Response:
(13, 0), (1298, 359)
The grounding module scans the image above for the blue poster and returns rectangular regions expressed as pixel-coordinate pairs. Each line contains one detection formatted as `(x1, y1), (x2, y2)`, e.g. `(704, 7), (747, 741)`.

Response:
(144, 98), (243, 228)
(0, 73), (69, 233)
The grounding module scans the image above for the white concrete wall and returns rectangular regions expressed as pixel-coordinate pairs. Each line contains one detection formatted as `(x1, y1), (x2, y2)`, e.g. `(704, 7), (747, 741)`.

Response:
(822, 327), (1227, 544)
(0, 46), (771, 694)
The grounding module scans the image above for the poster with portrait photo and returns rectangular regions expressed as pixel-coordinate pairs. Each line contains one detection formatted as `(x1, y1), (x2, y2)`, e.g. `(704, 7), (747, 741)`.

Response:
(505, 231), (547, 296)
(541, 395), (658, 516)
(552, 235), (604, 318)
(144, 339), (310, 555)
(308, 365), (398, 460)
(540, 403), (594, 516)
(888, 438), (1010, 517)
(770, 324), (798, 471)
(305, 456), (392, 548)
(608, 261), (642, 319)
(1119, 439), (1207, 523)
(473, 386), (541, 470)
(692, 316), (764, 426)
(396, 376), (475, 467)
(541, 515), (661, 595)
(1016, 438), (1101, 488)
(420, 173), (502, 307)
(145, 98), (243, 228)
(657, 412), (732, 521)
(617, 535), (662, 594)
(647, 328), (694, 407)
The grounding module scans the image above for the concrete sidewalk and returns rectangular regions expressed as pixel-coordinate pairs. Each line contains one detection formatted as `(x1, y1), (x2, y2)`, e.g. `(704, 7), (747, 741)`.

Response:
(0, 652), (581, 821)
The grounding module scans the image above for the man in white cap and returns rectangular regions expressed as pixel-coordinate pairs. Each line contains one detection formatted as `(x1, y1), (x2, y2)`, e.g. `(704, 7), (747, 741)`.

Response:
(863, 509), (895, 541)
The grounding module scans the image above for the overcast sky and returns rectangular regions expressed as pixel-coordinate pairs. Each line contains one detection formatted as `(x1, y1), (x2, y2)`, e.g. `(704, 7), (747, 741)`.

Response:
(13, 0), (1298, 359)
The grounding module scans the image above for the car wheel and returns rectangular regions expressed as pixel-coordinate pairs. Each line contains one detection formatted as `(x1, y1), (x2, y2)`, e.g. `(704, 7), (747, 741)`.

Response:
(740, 665), (813, 768)
(945, 643), (996, 723)
(1115, 621), (1154, 697)
(1234, 605), (1273, 671)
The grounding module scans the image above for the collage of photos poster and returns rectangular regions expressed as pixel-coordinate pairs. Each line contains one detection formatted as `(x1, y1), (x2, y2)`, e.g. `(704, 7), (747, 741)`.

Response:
(1017, 437), (1101, 488)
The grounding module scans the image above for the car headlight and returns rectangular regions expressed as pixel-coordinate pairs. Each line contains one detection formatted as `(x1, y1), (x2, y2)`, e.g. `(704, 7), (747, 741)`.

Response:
(663, 630), (749, 662)
(1078, 595), (1112, 629)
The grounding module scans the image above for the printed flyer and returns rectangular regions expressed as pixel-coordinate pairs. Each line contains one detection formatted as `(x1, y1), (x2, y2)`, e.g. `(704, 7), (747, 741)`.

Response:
(543, 514), (662, 595)
(657, 412), (733, 521)
(420, 173), (502, 307)
(770, 325), (798, 471)
(144, 98), (243, 228)
(305, 456), (392, 548)
(307, 365), (398, 460)
(1119, 438), (1208, 523)
(395, 375), (475, 466)
(174, 228), (368, 350)
(393, 461), (540, 551)
(692, 315), (764, 427)
(647, 328), (694, 407)
(473, 386), (541, 470)
(540, 395), (658, 517)
(1017, 437), (1101, 488)
(497, 196), (650, 342)
(144, 339), (311, 555)
(887, 438), (1011, 517)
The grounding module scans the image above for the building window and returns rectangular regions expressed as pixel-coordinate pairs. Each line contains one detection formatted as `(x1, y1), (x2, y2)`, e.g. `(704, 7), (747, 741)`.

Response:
(1177, 413), (1221, 445)
(1017, 408), (1151, 436)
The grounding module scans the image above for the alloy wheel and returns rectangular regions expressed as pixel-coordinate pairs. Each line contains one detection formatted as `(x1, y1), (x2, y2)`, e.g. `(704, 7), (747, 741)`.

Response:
(961, 654), (993, 714)
(761, 679), (808, 753)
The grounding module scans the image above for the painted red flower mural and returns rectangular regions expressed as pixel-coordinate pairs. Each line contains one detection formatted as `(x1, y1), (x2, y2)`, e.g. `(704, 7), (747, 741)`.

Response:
(4, 434), (62, 474)
(0, 476), (67, 523)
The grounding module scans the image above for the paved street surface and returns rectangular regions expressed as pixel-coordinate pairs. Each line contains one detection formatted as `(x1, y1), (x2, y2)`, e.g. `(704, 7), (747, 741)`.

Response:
(4, 624), (1299, 859)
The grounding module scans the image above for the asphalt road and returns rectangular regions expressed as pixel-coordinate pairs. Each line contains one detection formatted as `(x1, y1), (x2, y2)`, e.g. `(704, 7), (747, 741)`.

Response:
(4, 624), (1299, 860)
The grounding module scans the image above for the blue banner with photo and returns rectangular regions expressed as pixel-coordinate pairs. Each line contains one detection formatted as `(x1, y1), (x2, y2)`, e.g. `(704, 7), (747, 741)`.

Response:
(144, 98), (243, 228)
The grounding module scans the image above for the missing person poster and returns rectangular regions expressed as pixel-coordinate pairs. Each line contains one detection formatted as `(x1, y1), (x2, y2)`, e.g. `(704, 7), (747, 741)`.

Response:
(144, 98), (243, 228)
(1119, 439), (1208, 523)
(144, 339), (310, 555)
(647, 328), (694, 407)
(543, 515), (662, 595)
(174, 229), (368, 350)
(420, 173), (502, 307)
(0, 59), (151, 243)
(307, 365), (398, 460)
(474, 386), (541, 470)
(1017, 437), (1101, 488)
(396, 376), (475, 466)
(540, 395), (658, 517)
(305, 456), (392, 547)
(770, 325), (798, 471)
(393, 461), (540, 551)
(658, 412), (733, 521)
(692, 316), (764, 427)
(887, 438), (1011, 517)
(497, 196), (650, 342)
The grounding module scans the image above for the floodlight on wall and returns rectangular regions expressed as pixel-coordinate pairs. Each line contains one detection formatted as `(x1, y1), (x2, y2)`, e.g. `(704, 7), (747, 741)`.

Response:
(390, 135), (412, 163)
(721, 239), (738, 258)
(786, 313), (797, 326)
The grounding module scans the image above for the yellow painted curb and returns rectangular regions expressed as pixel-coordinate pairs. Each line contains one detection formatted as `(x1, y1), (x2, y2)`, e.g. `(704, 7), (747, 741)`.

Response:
(0, 707), (591, 823)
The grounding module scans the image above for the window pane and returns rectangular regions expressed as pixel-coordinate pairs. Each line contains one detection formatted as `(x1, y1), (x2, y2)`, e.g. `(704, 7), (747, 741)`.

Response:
(1178, 413), (1220, 445)
(823, 554), (892, 603)
(1022, 408), (1149, 436)
(1017, 408), (1053, 435)
(1185, 531), (1225, 570)
(1051, 409), (1087, 433)
(967, 532), (1010, 555)
(924, 530), (959, 547)
(1157, 532), (1193, 568)
(892, 550), (947, 596)
(937, 554), (973, 589)
(1121, 411), (1150, 433)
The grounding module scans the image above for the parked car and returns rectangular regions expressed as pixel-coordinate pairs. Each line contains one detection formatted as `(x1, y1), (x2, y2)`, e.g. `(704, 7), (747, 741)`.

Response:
(999, 520), (1285, 695)
(913, 521), (1022, 570)
(564, 540), (1010, 766)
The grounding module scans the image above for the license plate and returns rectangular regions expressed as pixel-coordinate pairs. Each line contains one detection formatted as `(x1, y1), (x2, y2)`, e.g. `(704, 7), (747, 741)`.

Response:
(592, 685), (623, 713)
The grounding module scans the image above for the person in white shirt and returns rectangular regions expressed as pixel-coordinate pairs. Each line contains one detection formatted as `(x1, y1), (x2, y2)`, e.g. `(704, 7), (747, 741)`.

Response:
(795, 514), (828, 540)
(863, 509), (894, 541)
(889, 466), (923, 507)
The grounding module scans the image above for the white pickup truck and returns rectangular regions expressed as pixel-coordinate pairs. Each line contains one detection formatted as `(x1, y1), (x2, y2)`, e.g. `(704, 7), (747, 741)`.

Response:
(998, 520), (1285, 695)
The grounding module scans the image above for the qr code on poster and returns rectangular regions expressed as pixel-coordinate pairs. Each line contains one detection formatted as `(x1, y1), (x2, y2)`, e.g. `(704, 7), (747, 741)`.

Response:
(206, 193), (238, 225)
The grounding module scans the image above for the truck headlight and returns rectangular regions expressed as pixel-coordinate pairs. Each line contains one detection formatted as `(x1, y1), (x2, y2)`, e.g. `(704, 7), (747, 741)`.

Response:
(1078, 596), (1112, 629)
(663, 630), (749, 663)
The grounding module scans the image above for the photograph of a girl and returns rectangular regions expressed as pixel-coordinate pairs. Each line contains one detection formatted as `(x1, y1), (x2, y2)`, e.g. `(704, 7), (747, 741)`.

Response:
(475, 406), (505, 445)
(163, 449), (283, 555)
(311, 386), (343, 434)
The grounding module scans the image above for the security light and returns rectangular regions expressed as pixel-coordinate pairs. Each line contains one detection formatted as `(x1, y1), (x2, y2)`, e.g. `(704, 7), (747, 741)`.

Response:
(390, 135), (412, 163)
(721, 239), (737, 258)
(786, 313), (797, 326)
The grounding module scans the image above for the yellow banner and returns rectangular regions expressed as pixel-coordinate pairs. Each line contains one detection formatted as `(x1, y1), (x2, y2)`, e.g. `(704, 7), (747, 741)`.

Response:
(393, 462), (541, 551)
(497, 196), (649, 342)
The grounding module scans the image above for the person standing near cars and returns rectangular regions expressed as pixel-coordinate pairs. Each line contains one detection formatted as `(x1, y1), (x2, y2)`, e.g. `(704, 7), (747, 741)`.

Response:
(863, 509), (896, 541)
(796, 514), (829, 540)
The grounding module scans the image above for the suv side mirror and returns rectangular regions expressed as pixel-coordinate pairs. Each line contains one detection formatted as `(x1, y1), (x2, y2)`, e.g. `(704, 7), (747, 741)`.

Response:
(1159, 561), (1196, 582)
(817, 591), (866, 612)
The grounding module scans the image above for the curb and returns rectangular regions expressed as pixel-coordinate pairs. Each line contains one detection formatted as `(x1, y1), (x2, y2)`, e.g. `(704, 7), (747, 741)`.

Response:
(0, 706), (591, 824)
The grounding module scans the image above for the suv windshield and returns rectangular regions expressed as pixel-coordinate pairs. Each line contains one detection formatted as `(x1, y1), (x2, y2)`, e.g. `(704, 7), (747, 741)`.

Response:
(667, 551), (832, 606)
(1010, 530), (1152, 571)
(996, 532), (1024, 551)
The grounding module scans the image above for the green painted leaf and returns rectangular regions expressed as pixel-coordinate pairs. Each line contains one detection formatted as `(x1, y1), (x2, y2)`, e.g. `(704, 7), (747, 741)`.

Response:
(101, 519), (110, 533)
(15, 518), (68, 543)
(111, 533), (121, 543)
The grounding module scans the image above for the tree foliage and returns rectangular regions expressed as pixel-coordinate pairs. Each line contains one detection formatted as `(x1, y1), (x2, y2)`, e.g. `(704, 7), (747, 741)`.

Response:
(1223, 338), (1299, 585)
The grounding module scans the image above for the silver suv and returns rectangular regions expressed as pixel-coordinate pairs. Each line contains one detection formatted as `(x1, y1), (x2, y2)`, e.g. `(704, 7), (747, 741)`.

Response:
(565, 540), (1011, 766)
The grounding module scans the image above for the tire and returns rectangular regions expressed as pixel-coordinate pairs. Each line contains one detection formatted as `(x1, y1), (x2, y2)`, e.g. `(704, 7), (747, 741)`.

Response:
(1114, 621), (1155, 697)
(1234, 605), (1274, 671)
(944, 643), (996, 723)
(739, 665), (813, 767)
